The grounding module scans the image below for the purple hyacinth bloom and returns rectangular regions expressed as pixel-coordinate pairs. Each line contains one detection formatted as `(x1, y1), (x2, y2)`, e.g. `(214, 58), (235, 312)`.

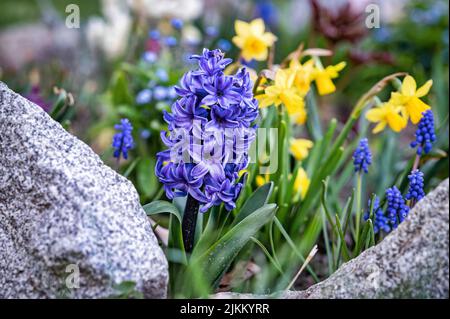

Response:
(202, 75), (241, 107)
(191, 49), (232, 77)
(353, 138), (372, 173)
(405, 169), (425, 203)
(112, 118), (134, 160)
(156, 48), (259, 213)
(364, 197), (391, 234)
(410, 110), (436, 156)
(385, 186), (410, 229)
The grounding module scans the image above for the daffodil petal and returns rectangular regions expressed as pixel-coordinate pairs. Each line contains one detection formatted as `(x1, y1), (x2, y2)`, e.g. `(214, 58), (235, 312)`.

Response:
(406, 98), (431, 124)
(387, 112), (407, 132)
(401, 75), (417, 97)
(235, 20), (251, 37)
(415, 79), (433, 98)
(372, 121), (386, 134)
(365, 108), (384, 122)
(250, 18), (265, 35)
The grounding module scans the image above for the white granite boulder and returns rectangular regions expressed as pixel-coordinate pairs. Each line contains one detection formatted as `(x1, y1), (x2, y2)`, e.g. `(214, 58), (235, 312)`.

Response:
(0, 82), (168, 298)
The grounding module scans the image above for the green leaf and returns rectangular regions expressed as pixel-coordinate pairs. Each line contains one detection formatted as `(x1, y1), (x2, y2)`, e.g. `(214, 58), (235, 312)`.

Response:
(50, 89), (70, 120)
(188, 203), (277, 288)
(231, 182), (274, 227)
(111, 71), (133, 106)
(305, 89), (323, 140)
(355, 220), (372, 256)
(273, 217), (320, 282)
(334, 214), (351, 262)
(143, 200), (182, 225)
(335, 190), (354, 265)
(250, 236), (284, 275)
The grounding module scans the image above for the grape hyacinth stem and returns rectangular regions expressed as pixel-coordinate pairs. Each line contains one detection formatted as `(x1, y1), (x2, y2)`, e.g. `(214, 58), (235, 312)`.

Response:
(182, 194), (200, 253)
(355, 172), (363, 244)
(412, 153), (421, 172)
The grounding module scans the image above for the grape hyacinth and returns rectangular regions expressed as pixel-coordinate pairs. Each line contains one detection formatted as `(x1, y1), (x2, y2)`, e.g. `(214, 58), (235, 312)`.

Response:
(405, 169), (425, 203)
(385, 186), (410, 229)
(410, 110), (436, 155)
(155, 48), (259, 213)
(112, 118), (134, 160)
(353, 138), (372, 173)
(364, 197), (391, 234)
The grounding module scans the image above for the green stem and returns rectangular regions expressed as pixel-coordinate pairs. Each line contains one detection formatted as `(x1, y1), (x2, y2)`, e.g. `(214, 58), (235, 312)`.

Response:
(355, 172), (363, 245)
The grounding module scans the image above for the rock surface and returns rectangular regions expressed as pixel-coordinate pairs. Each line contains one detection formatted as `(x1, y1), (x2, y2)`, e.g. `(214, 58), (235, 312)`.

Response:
(214, 179), (449, 299)
(0, 82), (168, 298)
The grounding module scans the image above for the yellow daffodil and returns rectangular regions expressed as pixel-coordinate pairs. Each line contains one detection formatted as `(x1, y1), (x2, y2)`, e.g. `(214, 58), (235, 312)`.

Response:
(389, 75), (433, 124)
(366, 102), (408, 133)
(257, 68), (307, 124)
(232, 18), (277, 62)
(313, 61), (346, 96)
(288, 59), (316, 95)
(290, 138), (313, 161)
(288, 106), (307, 125)
(256, 174), (270, 187)
(294, 167), (310, 200)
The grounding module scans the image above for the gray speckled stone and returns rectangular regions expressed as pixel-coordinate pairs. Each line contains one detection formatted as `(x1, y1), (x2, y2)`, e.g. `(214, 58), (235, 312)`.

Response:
(0, 82), (168, 298)
(213, 179), (449, 299)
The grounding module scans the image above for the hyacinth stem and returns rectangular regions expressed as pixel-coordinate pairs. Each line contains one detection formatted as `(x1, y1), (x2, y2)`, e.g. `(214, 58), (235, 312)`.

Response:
(115, 157), (121, 172)
(182, 194), (200, 253)
(412, 154), (421, 171)
(355, 172), (363, 245)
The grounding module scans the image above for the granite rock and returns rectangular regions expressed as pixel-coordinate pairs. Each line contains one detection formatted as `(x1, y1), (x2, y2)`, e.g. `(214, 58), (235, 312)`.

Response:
(0, 82), (168, 298)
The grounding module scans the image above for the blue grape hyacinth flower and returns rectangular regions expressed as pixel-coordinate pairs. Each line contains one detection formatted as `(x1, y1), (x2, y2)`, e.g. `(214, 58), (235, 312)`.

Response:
(410, 110), (436, 156)
(385, 186), (410, 229)
(112, 118), (134, 160)
(405, 169), (425, 203)
(364, 197), (391, 234)
(353, 138), (372, 173)
(156, 48), (259, 213)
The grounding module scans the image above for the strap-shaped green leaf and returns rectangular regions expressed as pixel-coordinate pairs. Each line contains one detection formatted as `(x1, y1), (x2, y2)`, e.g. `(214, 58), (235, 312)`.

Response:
(143, 200), (182, 224)
(188, 203), (277, 288)
(231, 182), (274, 227)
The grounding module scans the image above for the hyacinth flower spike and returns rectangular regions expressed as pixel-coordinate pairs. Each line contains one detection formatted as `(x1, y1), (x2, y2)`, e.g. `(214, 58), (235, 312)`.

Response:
(364, 197), (391, 234)
(156, 48), (258, 252)
(405, 169), (425, 207)
(112, 118), (134, 169)
(385, 186), (410, 229)
(352, 138), (372, 244)
(410, 110), (436, 172)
